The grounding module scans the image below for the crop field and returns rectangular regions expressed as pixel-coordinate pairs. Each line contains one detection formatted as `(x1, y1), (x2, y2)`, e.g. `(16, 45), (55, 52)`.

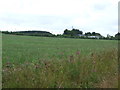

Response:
(2, 34), (118, 88)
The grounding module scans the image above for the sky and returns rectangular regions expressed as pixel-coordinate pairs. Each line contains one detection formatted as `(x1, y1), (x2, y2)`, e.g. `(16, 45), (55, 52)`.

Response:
(0, 0), (119, 37)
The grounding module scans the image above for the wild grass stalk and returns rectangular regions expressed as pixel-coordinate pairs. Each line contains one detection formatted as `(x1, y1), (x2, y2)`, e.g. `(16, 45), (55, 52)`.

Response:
(2, 49), (118, 88)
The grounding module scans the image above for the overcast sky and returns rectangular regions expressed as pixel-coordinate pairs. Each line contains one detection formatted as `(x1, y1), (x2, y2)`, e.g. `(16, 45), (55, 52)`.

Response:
(0, 0), (119, 36)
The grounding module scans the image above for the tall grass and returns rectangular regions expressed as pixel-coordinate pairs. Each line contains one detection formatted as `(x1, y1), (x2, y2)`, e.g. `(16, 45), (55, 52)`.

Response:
(2, 48), (118, 88)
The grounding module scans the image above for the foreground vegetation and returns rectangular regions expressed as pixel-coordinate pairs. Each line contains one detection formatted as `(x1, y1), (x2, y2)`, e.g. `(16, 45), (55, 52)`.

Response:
(2, 34), (118, 88)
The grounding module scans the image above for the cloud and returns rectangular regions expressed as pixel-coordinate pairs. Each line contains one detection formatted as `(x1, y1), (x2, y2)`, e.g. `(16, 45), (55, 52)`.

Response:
(0, 0), (118, 36)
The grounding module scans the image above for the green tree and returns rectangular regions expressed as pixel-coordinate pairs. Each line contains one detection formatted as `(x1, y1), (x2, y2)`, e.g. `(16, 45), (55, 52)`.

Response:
(91, 32), (101, 36)
(92, 32), (96, 36)
(63, 29), (71, 35)
(63, 28), (83, 37)
(115, 32), (120, 40)
(85, 32), (92, 36)
(71, 29), (83, 35)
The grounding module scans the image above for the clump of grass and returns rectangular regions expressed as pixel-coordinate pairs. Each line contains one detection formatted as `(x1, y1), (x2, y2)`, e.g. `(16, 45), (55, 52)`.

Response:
(2, 49), (118, 88)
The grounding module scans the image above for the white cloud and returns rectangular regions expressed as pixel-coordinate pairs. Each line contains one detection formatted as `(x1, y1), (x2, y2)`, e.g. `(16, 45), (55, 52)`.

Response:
(0, 0), (119, 36)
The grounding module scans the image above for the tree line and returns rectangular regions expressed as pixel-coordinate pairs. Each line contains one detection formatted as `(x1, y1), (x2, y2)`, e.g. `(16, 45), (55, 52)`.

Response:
(1, 28), (120, 40)
(63, 29), (101, 36)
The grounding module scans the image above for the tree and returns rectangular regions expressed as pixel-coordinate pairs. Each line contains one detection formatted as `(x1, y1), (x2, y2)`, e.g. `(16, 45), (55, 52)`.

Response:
(92, 32), (96, 36)
(63, 29), (71, 35)
(63, 28), (83, 37)
(115, 32), (120, 40)
(2, 31), (10, 34)
(95, 33), (101, 36)
(91, 32), (101, 36)
(85, 32), (92, 36)
(63, 29), (68, 35)
(71, 29), (83, 35)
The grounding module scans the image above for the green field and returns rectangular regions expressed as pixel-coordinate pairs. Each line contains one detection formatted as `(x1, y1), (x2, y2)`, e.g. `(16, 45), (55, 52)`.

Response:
(2, 34), (118, 88)
(2, 34), (118, 64)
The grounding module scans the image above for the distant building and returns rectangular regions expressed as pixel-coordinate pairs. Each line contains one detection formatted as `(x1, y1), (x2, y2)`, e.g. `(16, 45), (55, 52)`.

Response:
(87, 36), (100, 39)
(77, 34), (103, 39)
(78, 34), (86, 37)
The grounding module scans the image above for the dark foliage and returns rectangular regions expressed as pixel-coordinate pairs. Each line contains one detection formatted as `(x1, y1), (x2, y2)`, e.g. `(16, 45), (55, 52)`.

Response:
(1, 30), (119, 40)
(2, 30), (54, 37)
(63, 28), (83, 36)
(115, 32), (120, 40)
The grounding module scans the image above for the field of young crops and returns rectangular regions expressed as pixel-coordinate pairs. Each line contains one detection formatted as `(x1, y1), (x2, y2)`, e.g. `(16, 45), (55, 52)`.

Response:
(2, 34), (118, 88)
